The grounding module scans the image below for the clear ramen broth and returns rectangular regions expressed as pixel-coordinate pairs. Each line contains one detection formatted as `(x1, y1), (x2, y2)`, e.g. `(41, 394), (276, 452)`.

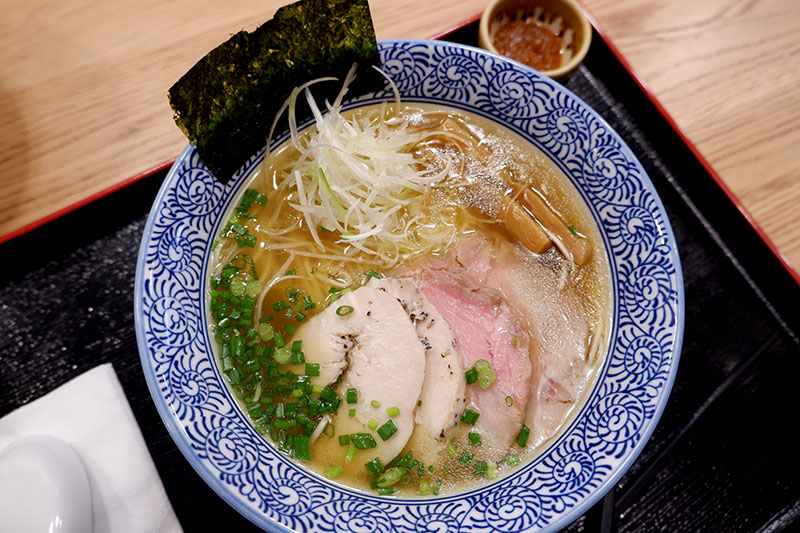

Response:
(207, 100), (611, 497)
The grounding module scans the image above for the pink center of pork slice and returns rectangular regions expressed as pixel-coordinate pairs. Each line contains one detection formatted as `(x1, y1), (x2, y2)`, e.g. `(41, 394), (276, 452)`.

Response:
(414, 263), (532, 446)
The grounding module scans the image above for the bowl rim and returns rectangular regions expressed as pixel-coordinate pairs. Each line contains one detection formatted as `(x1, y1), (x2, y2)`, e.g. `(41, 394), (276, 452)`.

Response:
(478, 0), (593, 80)
(135, 37), (684, 532)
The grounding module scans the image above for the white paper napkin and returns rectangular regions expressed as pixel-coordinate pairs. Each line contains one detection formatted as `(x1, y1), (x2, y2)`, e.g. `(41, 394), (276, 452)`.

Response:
(0, 363), (183, 533)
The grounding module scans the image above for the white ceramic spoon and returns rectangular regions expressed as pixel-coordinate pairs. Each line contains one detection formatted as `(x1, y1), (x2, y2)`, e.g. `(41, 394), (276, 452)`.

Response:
(0, 435), (93, 532)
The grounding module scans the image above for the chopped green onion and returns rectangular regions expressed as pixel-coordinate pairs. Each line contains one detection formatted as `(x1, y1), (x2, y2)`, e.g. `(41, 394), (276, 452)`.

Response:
(273, 346), (291, 364)
(319, 388), (337, 403)
(376, 467), (404, 488)
(245, 280), (261, 299)
(377, 487), (395, 496)
(474, 359), (490, 372)
(505, 455), (520, 466)
(365, 269), (383, 279)
(365, 457), (384, 475)
(344, 445), (357, 463)
(257, 322), (275, 341)
(477, 368), (496, 390)
(226, 367), (243, 385)
(465, 367), (478, 385)
(473, 461), (488, 476)
(352, 433), (377, 450)
(294, 435), (311, 461)
(468, 432), (482, 446)
(460, 409), (479, 426)
(567, 224), (578, 236)
(305, 363), (320, 377)
(349, 408), (356, 417)
(505, 396), (514, 407)
(336, 305), (354, 316)
(239, 189), (259, 210)
(346, 388), (358, 404)
(371, 400), (381, 408)
(246, 402), (263, 420)
(376, 420), (398, 441)
(446, 442), (458, 459)
(517, 425), (531, 447)
(273, 332), (284, 348)
(368, 418), (378, 430)
(458, 450), (473, 466)
(386, 406), (400, 417)
(324, 464), (343, 479)
(417, 479), (433, 495)
(338, 435), (351, 446)
(230, 335), (244, 357)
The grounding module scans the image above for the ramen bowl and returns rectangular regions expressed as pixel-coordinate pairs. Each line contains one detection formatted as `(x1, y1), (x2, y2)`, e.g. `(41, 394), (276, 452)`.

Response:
(135, 39), (683, 532)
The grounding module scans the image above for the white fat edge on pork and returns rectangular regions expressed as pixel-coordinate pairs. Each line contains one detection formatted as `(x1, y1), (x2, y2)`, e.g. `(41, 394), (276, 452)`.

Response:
(368, 277), (466, 462)
(449, 235), (593, 450)
(291, 285), (426, 466)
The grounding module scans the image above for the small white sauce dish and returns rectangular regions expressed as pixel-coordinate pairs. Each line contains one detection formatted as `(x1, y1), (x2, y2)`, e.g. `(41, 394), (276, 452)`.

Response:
(0, 435), (93, 533)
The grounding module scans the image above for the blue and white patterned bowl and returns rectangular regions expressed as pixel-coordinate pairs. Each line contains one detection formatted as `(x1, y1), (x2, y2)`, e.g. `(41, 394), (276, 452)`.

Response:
(135, 39), (683, 532)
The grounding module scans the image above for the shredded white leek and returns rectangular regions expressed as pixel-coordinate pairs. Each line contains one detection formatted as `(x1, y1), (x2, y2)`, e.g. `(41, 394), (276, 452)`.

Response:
(255, 252), (296, 324)
(586, 315), (608, 365)
(264, 68), (452, 266)
(310, 415), (330, 443)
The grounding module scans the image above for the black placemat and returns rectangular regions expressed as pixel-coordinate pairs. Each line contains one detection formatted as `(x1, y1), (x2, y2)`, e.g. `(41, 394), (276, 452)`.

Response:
(2, 26), (798, 532)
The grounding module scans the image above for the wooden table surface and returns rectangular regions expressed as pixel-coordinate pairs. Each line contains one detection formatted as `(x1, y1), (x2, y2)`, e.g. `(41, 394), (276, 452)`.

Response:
(2, 0), (798, 277)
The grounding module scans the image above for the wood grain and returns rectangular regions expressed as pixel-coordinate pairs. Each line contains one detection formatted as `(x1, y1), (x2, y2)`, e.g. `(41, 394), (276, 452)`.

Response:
(1, 0), (798, 276)
(580, 0), (800, 272)
(0, 0), (485, 238)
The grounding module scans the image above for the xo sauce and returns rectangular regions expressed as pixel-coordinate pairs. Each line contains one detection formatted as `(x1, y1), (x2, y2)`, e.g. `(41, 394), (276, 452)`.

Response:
(492, 14), (564, 71)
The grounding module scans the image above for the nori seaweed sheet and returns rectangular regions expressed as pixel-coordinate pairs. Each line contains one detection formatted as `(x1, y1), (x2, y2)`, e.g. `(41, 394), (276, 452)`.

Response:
(168, 0), (384, 182)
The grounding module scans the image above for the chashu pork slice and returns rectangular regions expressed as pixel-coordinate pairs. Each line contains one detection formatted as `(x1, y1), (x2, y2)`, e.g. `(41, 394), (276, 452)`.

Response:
(404, 262), (532, 456)
(449, 235), (593, 448)
(370, 277), (466, 459)
(291, 285), (426, 466)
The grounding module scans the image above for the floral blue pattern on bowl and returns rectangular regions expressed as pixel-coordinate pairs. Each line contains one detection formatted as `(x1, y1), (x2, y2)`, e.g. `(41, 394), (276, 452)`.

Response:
(135, 39), (684, 532)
